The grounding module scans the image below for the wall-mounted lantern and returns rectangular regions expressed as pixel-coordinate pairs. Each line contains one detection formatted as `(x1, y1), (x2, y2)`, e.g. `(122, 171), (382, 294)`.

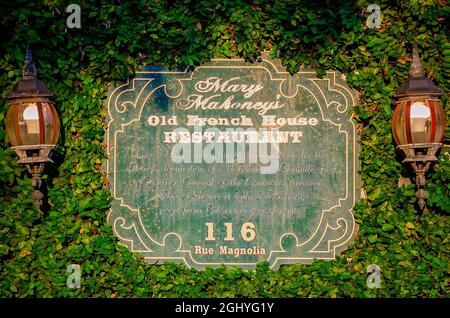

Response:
(3, 47), (60, 210)
(392, 44), (446, 210)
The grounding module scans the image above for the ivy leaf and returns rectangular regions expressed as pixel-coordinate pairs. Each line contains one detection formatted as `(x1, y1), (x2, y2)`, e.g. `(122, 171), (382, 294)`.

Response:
(382, 224), (395, 232)
(368, 235), (378, 244)
(406, 222), (415, 229)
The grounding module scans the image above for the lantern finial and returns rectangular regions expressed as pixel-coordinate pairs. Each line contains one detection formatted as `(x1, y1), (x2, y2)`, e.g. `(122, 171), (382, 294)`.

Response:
(410, 44), (424, 78)
(396, 44), (442, 97)
(22, 46), (37, 80)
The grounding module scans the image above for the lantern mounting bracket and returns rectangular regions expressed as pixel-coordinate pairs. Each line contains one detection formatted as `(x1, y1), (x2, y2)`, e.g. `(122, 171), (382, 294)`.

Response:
(10, 145), (57, 211)
(397, 143), (442, 210)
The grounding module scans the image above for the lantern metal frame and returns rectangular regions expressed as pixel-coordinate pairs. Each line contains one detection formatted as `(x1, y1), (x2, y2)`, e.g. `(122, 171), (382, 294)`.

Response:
(394, 44), (445, 210)
(3, 47), (59, 211)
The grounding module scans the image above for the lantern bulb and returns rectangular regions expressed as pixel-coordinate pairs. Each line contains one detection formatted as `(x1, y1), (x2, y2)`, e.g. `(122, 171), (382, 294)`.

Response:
(410, 102), (430, 119)
(23, 104), (39, 120)
(22, 104), (40, 134)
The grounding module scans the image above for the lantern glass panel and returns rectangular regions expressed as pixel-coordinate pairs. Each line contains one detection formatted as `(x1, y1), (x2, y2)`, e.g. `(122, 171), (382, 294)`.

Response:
(410, 101), (431, 143)
(393, 100), (408, 145)
(432, 100), (446, 143)
(5, 101), (60, 147)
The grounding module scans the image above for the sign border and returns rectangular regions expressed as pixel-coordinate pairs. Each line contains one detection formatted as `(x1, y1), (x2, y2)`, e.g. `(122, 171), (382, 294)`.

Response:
(105, 57), (359, 269)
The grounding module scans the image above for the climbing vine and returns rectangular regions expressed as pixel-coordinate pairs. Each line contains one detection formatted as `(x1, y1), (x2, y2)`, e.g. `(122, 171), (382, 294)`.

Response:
(0, 0), (448, 297)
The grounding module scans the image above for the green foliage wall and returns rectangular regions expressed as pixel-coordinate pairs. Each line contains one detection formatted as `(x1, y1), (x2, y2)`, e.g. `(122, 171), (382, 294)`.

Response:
(0, 0), (449, 297)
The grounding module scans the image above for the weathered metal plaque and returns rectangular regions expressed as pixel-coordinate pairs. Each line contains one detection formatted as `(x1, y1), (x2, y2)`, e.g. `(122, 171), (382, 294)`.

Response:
(106, 57), (359, 269)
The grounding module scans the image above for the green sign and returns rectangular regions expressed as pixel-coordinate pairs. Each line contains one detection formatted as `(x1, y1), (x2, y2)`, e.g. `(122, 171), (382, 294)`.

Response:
(106, 56), (359, 269)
